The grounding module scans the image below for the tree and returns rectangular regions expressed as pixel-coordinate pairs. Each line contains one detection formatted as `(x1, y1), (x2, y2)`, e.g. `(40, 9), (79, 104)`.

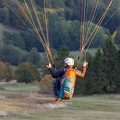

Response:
(114, 27), (120, 45)
(51, 0), (65, 8)
(0, 45), (24, 66)
(104, 0), (120, 33)
(54, 45), (70, 68)
(14, 62), (40, 84)
(0, 7), (9, 24)
(25, 48), (42, 67)
(103, 37), (118, 93)
(42, 45), (70, 76)
(114, 49), (120, 92)
(81, 22), (110, 48)
(90, 49), (106, 93)
(51, 19), (71, 50)
(75, 37), (120, 95)
(3, 32), (25, 50)
(74, 54), (95, 95)
(51, 19), (81, 51)
(69, 20), (80, 50)
(20, 30), (44, 52)
(0, 61), (13, 82)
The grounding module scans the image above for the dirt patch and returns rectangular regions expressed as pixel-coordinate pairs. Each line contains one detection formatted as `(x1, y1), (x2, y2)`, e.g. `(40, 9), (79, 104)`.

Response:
(0, 92), (67, 117)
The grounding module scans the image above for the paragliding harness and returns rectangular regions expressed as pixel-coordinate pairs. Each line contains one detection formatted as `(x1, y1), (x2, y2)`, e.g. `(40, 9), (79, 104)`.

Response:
(59, 69), (76, 100)
(52, 78), (61, 97)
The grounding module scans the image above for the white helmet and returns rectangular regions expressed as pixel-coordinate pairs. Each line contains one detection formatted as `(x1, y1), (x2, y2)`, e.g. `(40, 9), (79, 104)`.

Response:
(64, 57), (74, 66)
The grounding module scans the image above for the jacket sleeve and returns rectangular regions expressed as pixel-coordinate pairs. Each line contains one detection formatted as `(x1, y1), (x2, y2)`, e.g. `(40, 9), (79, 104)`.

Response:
(48, 67), (65, 78)
(75, 67), (87, 78)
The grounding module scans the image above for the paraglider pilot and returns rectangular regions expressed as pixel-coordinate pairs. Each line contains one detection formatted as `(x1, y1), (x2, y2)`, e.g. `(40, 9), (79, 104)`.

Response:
(46, 57), (88, 103)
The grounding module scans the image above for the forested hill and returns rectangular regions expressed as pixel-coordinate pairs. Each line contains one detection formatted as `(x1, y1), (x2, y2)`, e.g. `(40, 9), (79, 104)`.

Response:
(0, 0), (120, 66)
(0, 0), (120, 94)
(0, 0), (120, 49)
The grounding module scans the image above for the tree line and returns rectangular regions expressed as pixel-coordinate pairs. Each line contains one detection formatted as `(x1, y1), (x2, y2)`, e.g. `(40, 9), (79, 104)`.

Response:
(75, 37), (120, 95)
(0, 37), (120, 95)
(39, 37), (120, 94)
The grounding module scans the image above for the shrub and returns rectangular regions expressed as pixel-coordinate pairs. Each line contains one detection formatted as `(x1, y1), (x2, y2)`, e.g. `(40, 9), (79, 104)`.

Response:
(39, 74), (53, 93)
(0, 61), (13, 81)
(14, 62), (40, 84)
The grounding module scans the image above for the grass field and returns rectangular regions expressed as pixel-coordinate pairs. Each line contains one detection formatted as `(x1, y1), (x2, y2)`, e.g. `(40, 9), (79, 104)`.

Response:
(0, 84), (120, 120)
(70, 48), (99, 60)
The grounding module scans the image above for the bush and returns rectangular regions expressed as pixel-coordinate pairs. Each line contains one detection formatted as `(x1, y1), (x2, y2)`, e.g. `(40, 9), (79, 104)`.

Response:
(0, 61), (13, 81)
(39, 74), (53, 93)
(14, 62), (40, 84)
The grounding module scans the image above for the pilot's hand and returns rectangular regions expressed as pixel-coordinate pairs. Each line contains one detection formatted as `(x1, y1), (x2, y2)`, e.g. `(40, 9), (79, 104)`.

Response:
(83, 61), (88, 68)
(46, 63), (52, 69)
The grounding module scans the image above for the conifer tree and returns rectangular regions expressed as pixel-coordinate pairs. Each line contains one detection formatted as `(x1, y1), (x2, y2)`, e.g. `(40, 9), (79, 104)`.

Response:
(115, 49), (120, 92)
(90, 49), (106, 93)
(114, 27), (120, 45)
(54, 45), (70, 68)
(103, 37), (118, 93)
(75, 53), (94, 95)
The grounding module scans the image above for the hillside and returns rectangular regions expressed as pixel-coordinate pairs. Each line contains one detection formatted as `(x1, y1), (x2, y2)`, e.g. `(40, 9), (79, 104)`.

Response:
(0, 0), (120, 52)
(0, 24), (22, 42)
(0, 23), (99, 62)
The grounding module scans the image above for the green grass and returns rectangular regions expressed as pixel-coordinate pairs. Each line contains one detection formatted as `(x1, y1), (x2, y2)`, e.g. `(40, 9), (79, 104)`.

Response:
(8, 95), (120, 120)
(0, 84), (39, 93)
(0, 84), (120, 120)
(32, 95), (120, 120)
(70, 48), (99, 60)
